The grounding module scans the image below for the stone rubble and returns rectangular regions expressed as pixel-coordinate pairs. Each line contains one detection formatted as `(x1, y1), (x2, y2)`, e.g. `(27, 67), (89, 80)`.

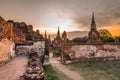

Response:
(20, 51), (46, 80)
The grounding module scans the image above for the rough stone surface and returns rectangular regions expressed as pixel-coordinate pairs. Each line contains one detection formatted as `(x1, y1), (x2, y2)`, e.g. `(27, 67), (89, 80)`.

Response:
(0, 39), (15, 62)
(63, 44), (120, 59)
(16, 41), (45, 56)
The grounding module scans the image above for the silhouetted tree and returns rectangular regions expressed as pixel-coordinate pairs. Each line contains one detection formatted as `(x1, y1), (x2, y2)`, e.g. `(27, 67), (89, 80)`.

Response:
(99, 29), (114, 43)
(99, 29), (112, 37)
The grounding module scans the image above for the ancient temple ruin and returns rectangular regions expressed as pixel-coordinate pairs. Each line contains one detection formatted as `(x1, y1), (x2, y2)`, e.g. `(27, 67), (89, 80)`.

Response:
(87, 13), (101, 44)
(53, 27), (69, 45)
(62, 31), (69, 43)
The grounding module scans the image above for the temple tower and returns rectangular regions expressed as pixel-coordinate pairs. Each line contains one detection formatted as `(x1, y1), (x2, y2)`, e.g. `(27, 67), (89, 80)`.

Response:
(53, 27), (62, 45)
(44, 30), (47, 40)
(62, 31), (69, 43)
(87, 13), (101, 44)
(56, 27), (60, 39)
(91, 12), (96, 30)
(48, 35), (51, 43)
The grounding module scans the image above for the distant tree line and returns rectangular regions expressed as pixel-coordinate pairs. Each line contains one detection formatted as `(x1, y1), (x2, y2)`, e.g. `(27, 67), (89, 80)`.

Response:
(71, 36), (88, 43)
(71, 29), (120, 43)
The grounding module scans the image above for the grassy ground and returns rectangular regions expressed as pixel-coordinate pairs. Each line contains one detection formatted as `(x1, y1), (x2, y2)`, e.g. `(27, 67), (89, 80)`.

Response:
(43, 65), (72, 80)
(67, 60), (120, 80)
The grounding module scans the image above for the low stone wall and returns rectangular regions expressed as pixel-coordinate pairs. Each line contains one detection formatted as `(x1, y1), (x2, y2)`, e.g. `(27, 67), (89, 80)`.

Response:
(16, 41), (45, 56)
(62, 44), (120, 62)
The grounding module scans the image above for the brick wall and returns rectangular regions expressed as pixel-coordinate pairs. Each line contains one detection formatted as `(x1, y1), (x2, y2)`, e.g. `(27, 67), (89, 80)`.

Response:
(0, 39), (15, 62)
(63, 44), (120, 60)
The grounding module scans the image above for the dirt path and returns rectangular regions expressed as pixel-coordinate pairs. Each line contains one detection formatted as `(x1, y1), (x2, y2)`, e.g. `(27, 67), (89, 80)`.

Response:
(50, 54), (83, 80)
(0, 55), (28, 80)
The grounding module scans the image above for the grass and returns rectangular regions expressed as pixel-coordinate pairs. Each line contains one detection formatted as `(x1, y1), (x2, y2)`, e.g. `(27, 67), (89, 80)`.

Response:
(67, 60), (120, 80)
(49, 50), (54, 53)
(43, 65), (71, 80)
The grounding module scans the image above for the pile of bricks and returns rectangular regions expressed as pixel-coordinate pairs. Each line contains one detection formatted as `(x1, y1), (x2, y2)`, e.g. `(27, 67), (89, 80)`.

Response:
(20, 51), (46, 80)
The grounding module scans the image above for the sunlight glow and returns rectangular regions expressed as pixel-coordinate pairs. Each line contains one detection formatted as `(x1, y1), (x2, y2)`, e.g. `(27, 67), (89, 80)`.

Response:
(34, 12), (79, 34)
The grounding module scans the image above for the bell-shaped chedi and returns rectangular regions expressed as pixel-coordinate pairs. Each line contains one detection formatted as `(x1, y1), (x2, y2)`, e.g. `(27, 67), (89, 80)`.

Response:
(62, 31), (69, 43)
(87, 13), (101, 44)
(48, 35), (51, 43)
(53, 27), (62, 44)
(44, 30), (47, 40)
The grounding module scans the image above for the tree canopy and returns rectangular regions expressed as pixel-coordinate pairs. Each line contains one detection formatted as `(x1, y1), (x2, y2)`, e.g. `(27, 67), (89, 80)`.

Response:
(99, 29), (112, 38)
(71, 36), (88, 43)
(99, 29), (114, 43)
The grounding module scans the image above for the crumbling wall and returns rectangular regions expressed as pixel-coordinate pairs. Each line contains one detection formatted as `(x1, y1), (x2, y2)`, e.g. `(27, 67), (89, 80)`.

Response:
(16, 41), (45, 56)
(0, 39), (15, 63)
(63, 44), (120, 61)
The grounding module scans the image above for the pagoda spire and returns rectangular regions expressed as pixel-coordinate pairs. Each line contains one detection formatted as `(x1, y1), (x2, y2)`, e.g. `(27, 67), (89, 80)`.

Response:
(48, 35), (51, 42)
(45, 30), (47, 39)
(92, 12), (95, 23)
(57, 26), (60, 38)
(91, 12), (96, 30)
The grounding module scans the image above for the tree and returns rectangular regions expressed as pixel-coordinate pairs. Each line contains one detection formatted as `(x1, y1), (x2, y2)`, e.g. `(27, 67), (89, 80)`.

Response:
(99, 29), (114, 43)
(99, 29), (112, 38)
(71, 36), (88, 43)
(72, 37), (81, 43)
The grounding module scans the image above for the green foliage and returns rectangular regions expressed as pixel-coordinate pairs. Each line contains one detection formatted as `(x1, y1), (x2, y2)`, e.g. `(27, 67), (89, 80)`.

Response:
(101, 37), (114, 43)
(67, 60), (120, 80)
(43, 65), (71, 80)
(99, 29), (115, 43)
(99, 29), (112, 38)
(71, 36), (88, 43)
(44, 65), (58, 80)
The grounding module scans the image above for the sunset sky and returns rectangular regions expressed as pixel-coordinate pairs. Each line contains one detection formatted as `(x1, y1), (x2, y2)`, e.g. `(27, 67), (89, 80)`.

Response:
(0, 0), (120, 36)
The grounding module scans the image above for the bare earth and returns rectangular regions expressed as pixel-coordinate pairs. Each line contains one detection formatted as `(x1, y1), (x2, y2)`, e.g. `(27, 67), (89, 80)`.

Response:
(0, 55), (28, 80)
(50, 54), (83, 80)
